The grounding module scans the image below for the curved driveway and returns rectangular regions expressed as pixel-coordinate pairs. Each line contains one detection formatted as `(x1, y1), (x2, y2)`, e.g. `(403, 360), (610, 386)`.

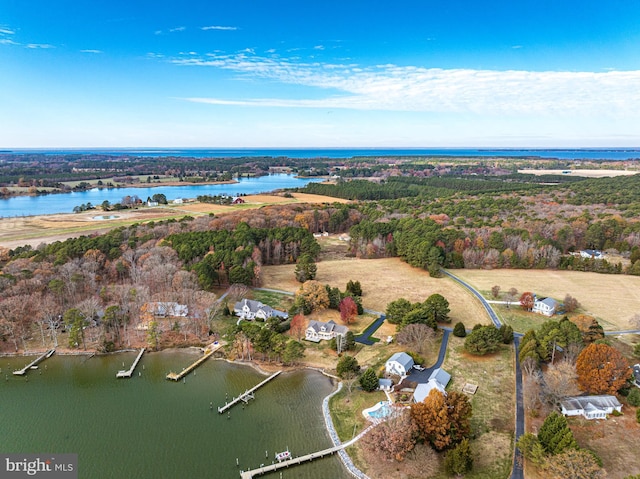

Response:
(441, 270), (502, 328)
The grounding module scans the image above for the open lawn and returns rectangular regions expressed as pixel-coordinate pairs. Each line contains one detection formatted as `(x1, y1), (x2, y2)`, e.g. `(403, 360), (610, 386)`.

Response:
(0, 193), (350, 250)
(440, 336), (515, 479)
(517, 169), (639, 178)
(262, 258), (492, 328)
(452, 269), (640, 331)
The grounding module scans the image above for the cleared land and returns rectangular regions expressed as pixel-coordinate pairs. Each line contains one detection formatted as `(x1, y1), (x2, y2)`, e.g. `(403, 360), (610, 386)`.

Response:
(518, 168), (638, 178)
(451, 269), (640, 330)
(0, 193), (350, 249)
(261, 257), (492, 327)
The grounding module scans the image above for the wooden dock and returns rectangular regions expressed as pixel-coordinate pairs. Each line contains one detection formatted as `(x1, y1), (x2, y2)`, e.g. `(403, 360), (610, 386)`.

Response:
(218, 371), (281, 414)
(239, 424), (373, 478)
(13, 349), (55, 376)
(166, 341), (224, 381)
(116, 348), (145, 378)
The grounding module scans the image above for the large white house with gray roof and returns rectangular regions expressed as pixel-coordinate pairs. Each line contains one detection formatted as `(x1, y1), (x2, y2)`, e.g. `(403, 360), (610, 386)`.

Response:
(413, 367), (452, 403)
(532, 297), (558, 316)
(305, 320), (348, 342)
(385, 352), (415, 377)
(234, 299), (288, 321)
(560, 395), (622, 420)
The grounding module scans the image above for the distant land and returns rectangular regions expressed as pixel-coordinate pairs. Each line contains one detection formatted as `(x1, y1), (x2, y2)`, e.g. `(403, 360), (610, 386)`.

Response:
(3, 147), (640, 160)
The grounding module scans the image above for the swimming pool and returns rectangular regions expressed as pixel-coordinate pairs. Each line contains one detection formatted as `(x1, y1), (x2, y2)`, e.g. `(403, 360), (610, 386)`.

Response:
(362, 401), (393, 420)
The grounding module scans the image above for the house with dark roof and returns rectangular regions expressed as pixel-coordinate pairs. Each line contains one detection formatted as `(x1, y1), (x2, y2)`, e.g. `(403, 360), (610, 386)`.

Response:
(532, 297), (558, 316)
(385, 352), (414, 377)
(560, 395), (622, 420)
(305, 320), (348, 342)
(233, 299), (288, 321)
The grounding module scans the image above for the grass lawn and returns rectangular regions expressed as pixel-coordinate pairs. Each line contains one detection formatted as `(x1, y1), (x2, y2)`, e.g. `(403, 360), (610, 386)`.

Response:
(329, 387), (386, 442)
(250, 289), (294, 312)
(261, 258), (492, 327)
(451, 269), (640, 331)
(439, 336), (515, 479)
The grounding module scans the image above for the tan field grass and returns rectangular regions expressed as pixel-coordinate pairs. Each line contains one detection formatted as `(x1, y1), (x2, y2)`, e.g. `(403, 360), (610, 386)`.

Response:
(518, 169), (638, 178)
(440, 336), (515, 479)
(262, 258), (492, 327)
(451, 269), (640, 330)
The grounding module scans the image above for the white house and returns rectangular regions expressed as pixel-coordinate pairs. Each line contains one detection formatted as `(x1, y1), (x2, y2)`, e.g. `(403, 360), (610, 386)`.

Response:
(173, 198), (183, 204)
(532, 297), (558, 316)
(560, 395), (622, 420)
(378, 378), (393, 391)
(413, 368), (452, 403)
(580, 249), (604, 259)
(145, 302), (188, 318)
(632, 364), (640, 388)
(233, 299), (288, 321)
(385, 352), (414, 377)
(305, 320), (348, 342)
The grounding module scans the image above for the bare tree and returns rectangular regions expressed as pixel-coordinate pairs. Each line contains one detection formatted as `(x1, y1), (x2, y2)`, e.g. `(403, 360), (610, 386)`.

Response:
(507, 287), (518, 309)
(542, 359), (580, 405)
(524, 371), (543, 414)
(629, 313), (640, 330)
(563, 294), (580, 313)
(491, 285), (501, 299)
(396, 324), (436, 355)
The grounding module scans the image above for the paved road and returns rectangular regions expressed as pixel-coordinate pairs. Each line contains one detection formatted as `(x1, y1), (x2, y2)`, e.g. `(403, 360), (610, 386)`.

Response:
(355, 314), (386, 346)
(511, 337), (524, 479)
(441, 270), (502, 328)
(605, 329), (640, 335)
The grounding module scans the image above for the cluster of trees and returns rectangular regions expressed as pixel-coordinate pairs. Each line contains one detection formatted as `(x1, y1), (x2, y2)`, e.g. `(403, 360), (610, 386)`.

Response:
(361, 388), (473, 474)
(464, 324), (513, 355)
(517, 412), (605, 478)
(166, 224), (320, 288)
(228, 319), (305, 365)
(385, 294), (450, 330)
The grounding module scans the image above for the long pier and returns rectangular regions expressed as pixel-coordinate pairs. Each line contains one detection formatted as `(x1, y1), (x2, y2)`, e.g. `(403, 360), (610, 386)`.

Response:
(13, 349), (55, 376)
(116, 348), (145, 378)
(239, 424), (373, 479)
(166, 341), (224, 381)
(218, 371), (281, 414)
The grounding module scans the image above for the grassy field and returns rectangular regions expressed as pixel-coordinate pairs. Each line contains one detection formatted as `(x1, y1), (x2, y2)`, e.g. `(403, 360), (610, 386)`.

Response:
(0, 193), (350, 249)
(517, 168), (638, 178)
(440, 336), (515, 479)
(451, 269), (640, 331)
(261, 258), (493, 328)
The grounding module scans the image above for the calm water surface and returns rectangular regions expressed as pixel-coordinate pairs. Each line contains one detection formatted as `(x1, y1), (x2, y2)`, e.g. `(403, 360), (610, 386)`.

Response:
(0, 352), (346, 479)
(0, 174), (323, 218)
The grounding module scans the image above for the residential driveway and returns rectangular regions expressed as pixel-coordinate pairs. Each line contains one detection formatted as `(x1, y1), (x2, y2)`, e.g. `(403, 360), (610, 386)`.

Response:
(406, 329), (451, 383)
(511, 336), (524, 479)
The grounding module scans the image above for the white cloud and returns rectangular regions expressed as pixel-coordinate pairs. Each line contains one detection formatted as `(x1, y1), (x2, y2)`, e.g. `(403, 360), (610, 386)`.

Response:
(0, 27), (15, 35)
(313, 45), (325, 50)
(169, 26), (186, 33)
(0, 38), (19, 45)
(172, 53), (640, 116)
(26, 43), (54, 49)
(80, 49), (102, 54)
(201, 25), (237, 31)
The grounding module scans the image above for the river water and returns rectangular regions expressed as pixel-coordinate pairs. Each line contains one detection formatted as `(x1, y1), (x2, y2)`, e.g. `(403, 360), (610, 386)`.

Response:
(0, 174), (323, 218)
(0, 351), (347, 479)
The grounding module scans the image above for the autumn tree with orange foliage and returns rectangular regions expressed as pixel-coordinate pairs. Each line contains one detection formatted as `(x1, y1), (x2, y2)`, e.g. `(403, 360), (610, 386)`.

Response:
(339, 296), (358, 325)
(576, 343), (632, 394)
(520, 292), (535, 312)
(410, 389), (472, 451)
(289, 313), (305, 341)
(569, 314), (604, 343)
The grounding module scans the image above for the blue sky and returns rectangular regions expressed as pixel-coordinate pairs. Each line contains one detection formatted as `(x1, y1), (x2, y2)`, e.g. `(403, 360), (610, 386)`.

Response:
(1, 0), (639, 148)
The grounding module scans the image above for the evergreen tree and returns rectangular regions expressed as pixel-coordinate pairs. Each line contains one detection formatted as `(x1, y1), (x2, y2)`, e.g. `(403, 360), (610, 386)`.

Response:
(360, 367), (379, 392)
(345, 280), (363, 297)
(444, 438), (473, 476)
(538, 411), (577, 455)
(500, 324), (514, 344)
(453, 322), (467, 337)
(336, 355), (360, 378)
(295, 253), (317, 283)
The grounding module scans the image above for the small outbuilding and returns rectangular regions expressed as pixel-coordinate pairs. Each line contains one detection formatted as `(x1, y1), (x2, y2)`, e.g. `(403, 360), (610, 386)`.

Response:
(378, 379), (393, 391)
(560, 395), (622, 420)
(385, 352), (415, 377)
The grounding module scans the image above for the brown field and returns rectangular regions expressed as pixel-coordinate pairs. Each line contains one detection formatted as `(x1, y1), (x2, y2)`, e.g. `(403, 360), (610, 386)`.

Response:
(451, 269), (640, 330)
(261, 258), (492, 327)
(518, 168), (638, 178)
(0, 193), (350, 250)
(0, 208), (178, 249)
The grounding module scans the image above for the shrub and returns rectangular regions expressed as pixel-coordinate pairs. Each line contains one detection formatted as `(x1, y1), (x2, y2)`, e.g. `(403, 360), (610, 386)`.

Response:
(360, 368), (379, 392)
(630, 388), (640, 407)
(453, 322), (467, 337)
(444, 438), (473, 475)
